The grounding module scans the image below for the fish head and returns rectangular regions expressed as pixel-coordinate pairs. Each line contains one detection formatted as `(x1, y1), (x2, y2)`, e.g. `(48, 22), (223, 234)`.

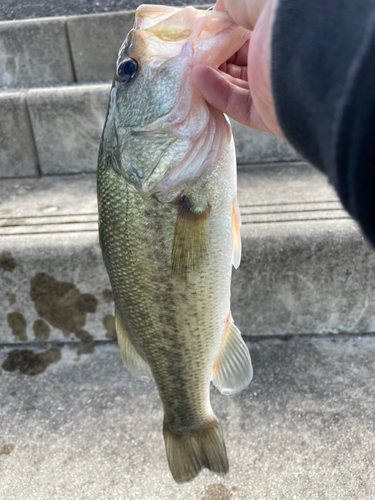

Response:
(100, 5), (250, 200)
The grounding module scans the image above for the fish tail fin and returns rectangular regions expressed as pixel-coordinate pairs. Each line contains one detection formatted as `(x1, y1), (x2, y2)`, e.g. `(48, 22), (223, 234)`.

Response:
(163, 417), (229, 483)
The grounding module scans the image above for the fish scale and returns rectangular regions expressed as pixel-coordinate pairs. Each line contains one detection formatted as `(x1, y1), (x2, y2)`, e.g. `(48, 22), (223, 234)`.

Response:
(98, 148), (234, 422)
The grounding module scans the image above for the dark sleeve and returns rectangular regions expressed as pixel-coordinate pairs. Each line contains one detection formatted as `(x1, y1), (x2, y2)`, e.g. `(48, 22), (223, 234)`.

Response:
(271, 0), (375, 246)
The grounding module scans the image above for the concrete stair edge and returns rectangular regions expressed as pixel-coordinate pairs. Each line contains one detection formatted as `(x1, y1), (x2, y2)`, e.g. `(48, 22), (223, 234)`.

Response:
(0, 5), (213, 90)
(0, 81), (300, 179)
(1, 163), (373, 345)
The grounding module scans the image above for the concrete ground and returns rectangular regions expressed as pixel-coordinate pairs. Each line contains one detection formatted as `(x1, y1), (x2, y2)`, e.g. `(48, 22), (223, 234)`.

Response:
(0, 0), (209, 21)
(1, 336), (375, 499)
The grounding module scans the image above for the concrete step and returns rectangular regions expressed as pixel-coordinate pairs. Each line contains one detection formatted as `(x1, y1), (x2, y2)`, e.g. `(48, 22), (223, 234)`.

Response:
(0, 6), (211, 89)
(0, 4), (300, 178)
(1, 0), (213, 22)
(1, 162), (373, 345)
(1, 335), (375, 498)
(0, 83), (299, 178)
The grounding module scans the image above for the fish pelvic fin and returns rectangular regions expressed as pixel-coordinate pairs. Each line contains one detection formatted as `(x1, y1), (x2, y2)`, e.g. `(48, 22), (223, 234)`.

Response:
(171, 196), (210, 279)
(163, 418), (228, 483)
(115, 309), (153, 381)
(212, 316), (252, 395)
(232, 196), (241, 269)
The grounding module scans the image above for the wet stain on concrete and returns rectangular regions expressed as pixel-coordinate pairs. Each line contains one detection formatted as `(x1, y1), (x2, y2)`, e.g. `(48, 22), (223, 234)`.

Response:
(103, 314), (117, 339)
(33, 319), (51, 340)
(0, 444), (15, 455)
(76, 342), (95, 355)
(2, 349), (61, 376)
(7, 312), (27, 341)
(102, 288), (114, 302)
(1, 218), (25, 227)
(6, 292), (16, 305)
(202, 484), (232, 500)
(30, 273), (97, 340)
(74, 329), (93, 341)
(0, 251), (16, 271)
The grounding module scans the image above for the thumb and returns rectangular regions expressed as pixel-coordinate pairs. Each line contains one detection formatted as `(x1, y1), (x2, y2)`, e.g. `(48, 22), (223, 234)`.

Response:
(191, 65), (273, 133)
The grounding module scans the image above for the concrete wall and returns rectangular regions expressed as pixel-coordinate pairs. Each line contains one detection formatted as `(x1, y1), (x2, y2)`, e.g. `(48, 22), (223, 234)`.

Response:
(0, 83), (299, 178)
(0, 6), (299, 178)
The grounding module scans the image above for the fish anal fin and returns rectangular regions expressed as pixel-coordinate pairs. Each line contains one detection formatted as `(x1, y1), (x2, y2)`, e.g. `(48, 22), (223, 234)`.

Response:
(172, 196), (210, 279)
(115, 309), (153, 381)
(232, 197), (241, 269)
(163, 417), (228, 483)
(212, 317), (252, 395)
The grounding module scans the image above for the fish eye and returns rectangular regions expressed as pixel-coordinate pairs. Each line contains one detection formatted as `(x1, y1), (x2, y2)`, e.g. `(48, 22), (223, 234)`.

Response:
(117, 58), (138, 83)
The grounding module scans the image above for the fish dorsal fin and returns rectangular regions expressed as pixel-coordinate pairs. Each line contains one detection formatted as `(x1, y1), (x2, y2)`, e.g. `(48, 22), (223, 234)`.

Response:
(212, 318), (252, 395)
(171, 197), (210, 279)
(232, 196), (241, 269)
(115, 309), (153, 381)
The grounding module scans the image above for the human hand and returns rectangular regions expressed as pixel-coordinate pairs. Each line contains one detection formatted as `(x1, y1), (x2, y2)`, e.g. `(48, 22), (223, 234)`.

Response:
(191, 0), (283, 137)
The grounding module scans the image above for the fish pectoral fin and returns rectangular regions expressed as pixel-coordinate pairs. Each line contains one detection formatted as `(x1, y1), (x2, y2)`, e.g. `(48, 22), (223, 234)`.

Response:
(163, 417), (228, 483)
(232, 196), (241, 269)
(171, 196), (210, 279)
(115, 309), (153, 381)
(212, 318), (252, 395)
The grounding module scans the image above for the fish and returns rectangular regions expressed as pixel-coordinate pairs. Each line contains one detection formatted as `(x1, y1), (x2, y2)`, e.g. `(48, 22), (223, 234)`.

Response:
(97, 4), (252, 483)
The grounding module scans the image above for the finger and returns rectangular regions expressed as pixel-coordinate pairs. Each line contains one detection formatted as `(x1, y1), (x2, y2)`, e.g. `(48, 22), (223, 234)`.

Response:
(218, 70), (249, 89)
(218, 40), (249, 73)
(213, 0), (225, 12)
(192, 65), (273, 133)
(226, 40), (250, 66)
(191, 66), (252, 126)
(224, 64), (248, 82)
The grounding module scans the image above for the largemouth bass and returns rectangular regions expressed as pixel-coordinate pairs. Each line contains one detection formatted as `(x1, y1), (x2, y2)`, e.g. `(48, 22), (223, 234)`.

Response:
(97, 4), (252, 483)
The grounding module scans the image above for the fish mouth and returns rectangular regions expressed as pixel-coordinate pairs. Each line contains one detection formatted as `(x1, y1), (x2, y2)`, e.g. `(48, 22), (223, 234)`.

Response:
(131, 5), (250, 70)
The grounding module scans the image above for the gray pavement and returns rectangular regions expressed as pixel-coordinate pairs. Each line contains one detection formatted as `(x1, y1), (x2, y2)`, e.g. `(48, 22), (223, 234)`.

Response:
(1, 336), (375, 499)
